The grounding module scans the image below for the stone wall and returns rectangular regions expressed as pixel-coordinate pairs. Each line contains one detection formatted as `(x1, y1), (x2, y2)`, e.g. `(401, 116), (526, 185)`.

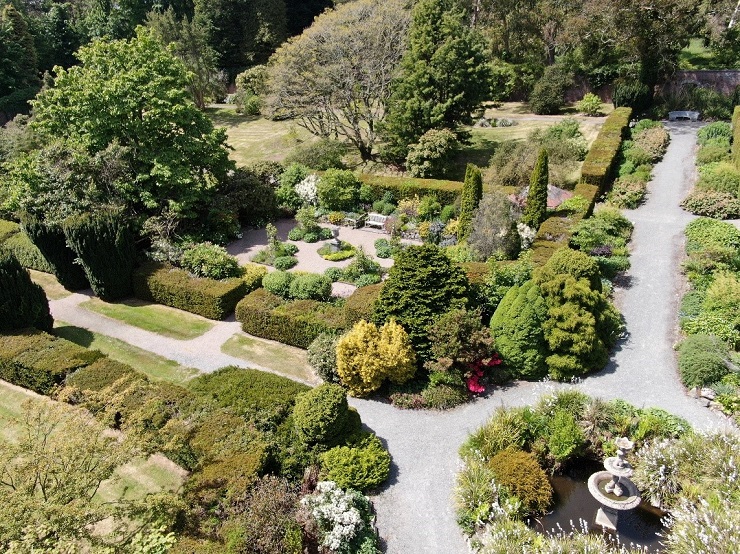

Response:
(662, 70), (740, 95)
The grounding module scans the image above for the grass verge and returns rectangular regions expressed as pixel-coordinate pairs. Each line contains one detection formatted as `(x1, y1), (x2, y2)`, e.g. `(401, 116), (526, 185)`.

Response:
(54, 323), (200, 385)
(79, 297), (213, 340)
(221, 332), (317, 384)
(29, 269), (71, 300)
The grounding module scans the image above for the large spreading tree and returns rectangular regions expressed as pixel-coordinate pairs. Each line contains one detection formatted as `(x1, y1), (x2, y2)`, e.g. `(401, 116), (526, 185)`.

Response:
(381, 0), (491, 160)
(26, 28), (233, 225)
(267, 0), (410, 161)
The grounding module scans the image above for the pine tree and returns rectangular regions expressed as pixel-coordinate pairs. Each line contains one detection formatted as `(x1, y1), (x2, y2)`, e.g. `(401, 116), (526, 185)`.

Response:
(522, 148), (549, 229)
(0, 4), (39, 98)
(458, 163), (483, 242)
(63, 211), (136, 301)
(0, 251), (53, 332)
(381, 0), (490, 160)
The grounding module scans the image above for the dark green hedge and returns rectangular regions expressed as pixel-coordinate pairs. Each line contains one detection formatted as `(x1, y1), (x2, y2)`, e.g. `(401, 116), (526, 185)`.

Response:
(358, 174), (463, 205)
(343, 283), (383, 326)
(235, 288), (346, 348)
(22, 215), (87, 288)
(732, 106), (740, 169)
(133, 262), (252, 320)
(1, 232), (54, 274)
(580, 107), (632, 190)
(0, 329), (102, 395)
(65, 357), (139, 391)
(0, 252), (53, 333)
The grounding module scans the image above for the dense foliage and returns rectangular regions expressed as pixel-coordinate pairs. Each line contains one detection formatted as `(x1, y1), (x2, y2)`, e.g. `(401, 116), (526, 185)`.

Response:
(0, 251), (52, 332)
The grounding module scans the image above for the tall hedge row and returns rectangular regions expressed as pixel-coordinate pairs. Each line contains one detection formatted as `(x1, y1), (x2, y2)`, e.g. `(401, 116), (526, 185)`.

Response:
(133, 262), (261, 320)
(732, 106), (740, 169)
(21, 214), (89, 290)
(63, 211), (136, 301)
(357, 173), (463, 205)
(0, 252), (53, 333)
(235, 289), (346, 348)
(580, 107), (632, 189)
(0, 329), (102, 394)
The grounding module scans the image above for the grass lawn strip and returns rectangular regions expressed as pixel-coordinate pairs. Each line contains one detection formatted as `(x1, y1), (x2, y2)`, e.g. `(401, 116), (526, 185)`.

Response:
(221, 332), (317, 384)
(54, 322), (200, 385)
(80, 297), (214, 340)
(29, 269), (71, 300)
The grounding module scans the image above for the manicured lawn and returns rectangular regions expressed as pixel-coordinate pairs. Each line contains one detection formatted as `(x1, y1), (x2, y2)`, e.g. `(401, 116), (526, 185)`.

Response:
(679, 38), (716, 69)
(54, 323), (200, 385)
(221, 332), (317, 383)
(207, 105), (318, 166)
(95, 454), (187, 503)
(79, 297), (214, 340)
(0, 380), (42, 442)
(29, 269), (71, 300)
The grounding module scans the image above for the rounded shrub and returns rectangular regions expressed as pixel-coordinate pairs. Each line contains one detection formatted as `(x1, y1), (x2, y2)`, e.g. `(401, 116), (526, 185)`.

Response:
(287, 227), (305, 241)
(678, 334), (729, 388)
(319, 227), (333, 240)
(289, 273), (332, 301)
(280, 243), (299, 256)
(324, 267), (343, 282)
(405, 129), (459, 178)
(697, 121), (732, 145)
(293, 383), (352, 448)
(529, 65), (572, 115)
(307, 333), (341, 383)
(302, 232), (319, 243)
(320, 433), (391, 491)
(488, 448), (553, 514)
(316, 169), (361, 211)
(262, 270), (294, 298)
(273, 256), (298, 270)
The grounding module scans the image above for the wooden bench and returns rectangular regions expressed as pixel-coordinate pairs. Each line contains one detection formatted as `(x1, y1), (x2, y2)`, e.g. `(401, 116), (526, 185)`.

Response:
(365, 212), (388, 230)
(668, 110), (700, 122)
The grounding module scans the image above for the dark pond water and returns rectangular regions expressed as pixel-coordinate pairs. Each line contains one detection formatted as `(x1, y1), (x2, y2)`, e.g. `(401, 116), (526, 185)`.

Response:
(528, 461), (665, 552)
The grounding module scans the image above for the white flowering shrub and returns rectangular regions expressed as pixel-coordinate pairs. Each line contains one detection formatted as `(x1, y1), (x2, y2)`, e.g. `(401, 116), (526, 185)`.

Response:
(516, 222), (536, 249)
(301, 481), (378, 553)
(662, 496), (740, 554)
(295, 174), (319, 205)
(631, 438), (683, 509)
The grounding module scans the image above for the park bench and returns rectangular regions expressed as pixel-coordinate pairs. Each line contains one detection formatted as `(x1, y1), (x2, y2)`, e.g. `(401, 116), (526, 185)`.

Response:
(668, 110), (700, 122)
(365, 212), (388, 230)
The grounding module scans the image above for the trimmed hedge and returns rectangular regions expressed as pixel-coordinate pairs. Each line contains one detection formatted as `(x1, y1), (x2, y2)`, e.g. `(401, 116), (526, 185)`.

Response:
(133, 262), (258, 320)
(65, 356), (139, 391)
(0, 329), (102, 394)
(0, 219), (19, 242)
(1, 232), (54, 274)
(343, 283), (383, 326)
(236, 289), (346, 348)
(357, 173), (463, 205)
(580, 107), (632, 190)
(733, 106), (740, 169)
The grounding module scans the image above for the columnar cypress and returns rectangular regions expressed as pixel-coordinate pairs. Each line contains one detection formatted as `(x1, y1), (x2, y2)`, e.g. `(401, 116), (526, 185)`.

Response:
(522, 148), (549, 230)
(458, 163), (483, 242)
(21, 214), (89, 291)
(63, 211), (136, 301)
(0, 251), (53, 332)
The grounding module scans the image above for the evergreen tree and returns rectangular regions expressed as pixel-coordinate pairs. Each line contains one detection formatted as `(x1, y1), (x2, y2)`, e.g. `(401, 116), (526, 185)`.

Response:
(522, 148), (549, 229)
(63, 211), (136, 301)
(374, 244), (469, 359)
(0, 3), (40, 119)
(458, 163), (483, 242)
(381, 0), (491, 160)
(0, 251), (53, 332)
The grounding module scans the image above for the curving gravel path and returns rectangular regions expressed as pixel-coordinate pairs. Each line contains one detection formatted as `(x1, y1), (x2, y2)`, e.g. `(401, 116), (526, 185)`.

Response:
(44, 122), (734, 554)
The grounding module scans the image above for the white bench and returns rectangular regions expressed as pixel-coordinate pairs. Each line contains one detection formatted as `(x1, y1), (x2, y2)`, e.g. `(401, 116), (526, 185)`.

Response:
(365, 212), (388, 229)
(668, 111), (700, 121)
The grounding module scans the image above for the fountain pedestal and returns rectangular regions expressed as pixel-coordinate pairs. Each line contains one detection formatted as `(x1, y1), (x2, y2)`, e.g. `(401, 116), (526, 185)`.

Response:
(329, 226), (341, 253)
(587, 437), (641, 532)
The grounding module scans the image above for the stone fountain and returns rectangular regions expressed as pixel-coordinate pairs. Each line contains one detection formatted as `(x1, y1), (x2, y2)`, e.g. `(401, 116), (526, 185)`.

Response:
(587, 437), (641, 531)
(329, 226), (342, 253)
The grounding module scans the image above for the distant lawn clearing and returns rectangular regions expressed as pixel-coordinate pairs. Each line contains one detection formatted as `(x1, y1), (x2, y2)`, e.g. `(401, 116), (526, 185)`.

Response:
(221, 333), (317, 384)
(54, 323), (200, 385)
(0, 380), (44, 442)
(95, 454), (187, 503)
(29, 269), (71, 300)
(79, 297), (213, 340)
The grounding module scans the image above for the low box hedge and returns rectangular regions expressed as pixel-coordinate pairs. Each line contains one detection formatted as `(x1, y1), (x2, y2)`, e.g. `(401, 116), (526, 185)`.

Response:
(0, 329), (102, 395)
(0, 232), (54, 273)
(0, 219), (19, 243)
(65, 357), (139, 392)
(235, 289), (346, 348)
(357, 174), (463, 205)
(732, 106), (740, 169)
(580, 107), (632, 191)
(133, 262), (260, 320)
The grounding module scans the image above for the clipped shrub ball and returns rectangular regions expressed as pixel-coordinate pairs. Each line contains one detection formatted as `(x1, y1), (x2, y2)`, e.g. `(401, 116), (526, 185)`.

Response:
(307, 333), (341, 383)
(287, 227), (305, 241)
(289, 272), (332, 301)
(293, 383), (352, 448)
(262, 270), (294, 299)
(181, 242), (241, 279)
(678, 334), (729, 388)
(488, 448), (553, 514)
(320, 433), (391, 492)
(273, 256), (298, 270)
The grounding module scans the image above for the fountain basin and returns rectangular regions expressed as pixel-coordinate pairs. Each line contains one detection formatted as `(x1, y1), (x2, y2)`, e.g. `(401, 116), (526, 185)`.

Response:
(588, 470), (641, 511)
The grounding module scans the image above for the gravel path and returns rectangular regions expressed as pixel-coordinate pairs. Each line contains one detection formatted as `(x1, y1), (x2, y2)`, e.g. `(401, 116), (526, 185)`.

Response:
(44, 122), (733, 554)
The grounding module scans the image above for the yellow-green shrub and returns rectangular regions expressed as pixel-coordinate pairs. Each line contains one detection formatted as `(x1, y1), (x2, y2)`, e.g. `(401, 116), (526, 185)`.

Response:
(336, 320), (416, 396)
(488, 448), (553, 514)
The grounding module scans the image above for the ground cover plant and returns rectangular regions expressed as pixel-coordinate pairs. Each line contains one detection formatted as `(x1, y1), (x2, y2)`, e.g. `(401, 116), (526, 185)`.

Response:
(454, 390), (739, 553)
(677, 217), (740, 416)
(682, 121), (740, 219)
